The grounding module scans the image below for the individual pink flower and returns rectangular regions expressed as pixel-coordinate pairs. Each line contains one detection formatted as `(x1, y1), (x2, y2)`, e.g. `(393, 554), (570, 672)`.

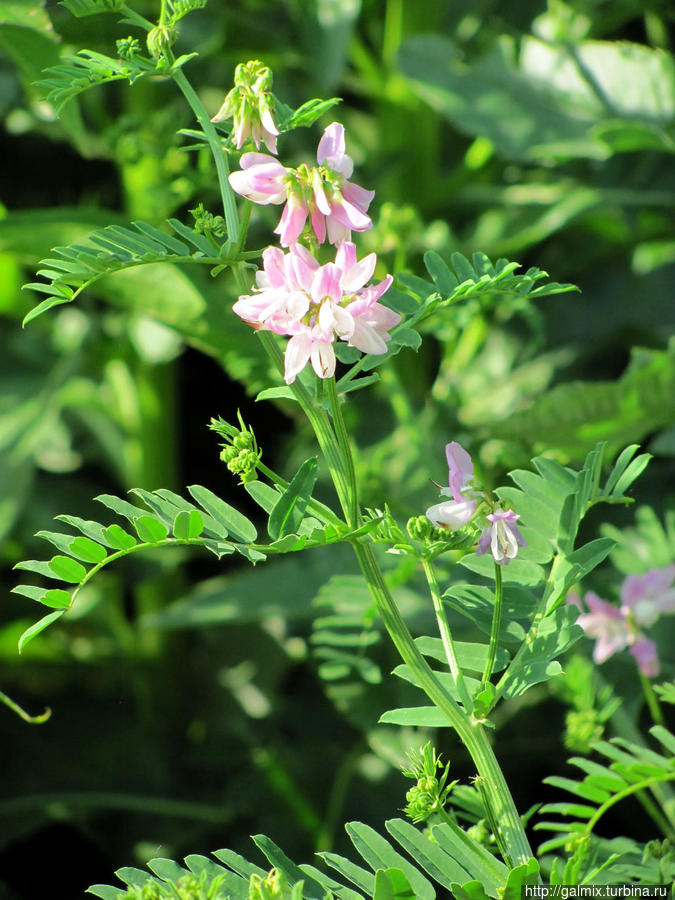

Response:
(426, 498), (477, 531)
(440, 441), (474, 503)
(620, 564), (675, 628)
(576, 592), (632, 664)
(629, 638), (660, 677)
(228, 122), (374, 246)
(232, 242), (398, 384)
(477, 509), (526, 566)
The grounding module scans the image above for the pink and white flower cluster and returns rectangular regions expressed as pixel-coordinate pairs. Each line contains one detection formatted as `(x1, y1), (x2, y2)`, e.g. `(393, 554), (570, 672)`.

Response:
(229, 122), (374, 247)
(574, 564), (675, 677)
(233, 242), (399, 384)
(425, 441), (526, 566)
(229, 111), (399, 383)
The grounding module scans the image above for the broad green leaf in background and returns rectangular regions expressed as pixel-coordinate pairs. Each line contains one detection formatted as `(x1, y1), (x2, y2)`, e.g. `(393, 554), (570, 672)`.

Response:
(399, 35), (675, 161)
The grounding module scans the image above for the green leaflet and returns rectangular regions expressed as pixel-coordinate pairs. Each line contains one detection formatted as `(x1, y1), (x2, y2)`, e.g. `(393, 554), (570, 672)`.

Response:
(268, 458), (319, 539)
(372, 868), (415, 900)
(497, 605), (583, 700)
(345, 822), (435, 900)
(188, 485), (257, 543)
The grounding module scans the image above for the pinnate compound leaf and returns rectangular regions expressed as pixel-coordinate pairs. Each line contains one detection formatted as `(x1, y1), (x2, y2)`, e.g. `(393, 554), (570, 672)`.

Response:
(268, 458), (319, 539)
(18, 610), (66, 653)
(251, 835), (326, 900)
(385, 818), (470, 888)
(345, 822), (435, 900)
(498, 604), (583, 700)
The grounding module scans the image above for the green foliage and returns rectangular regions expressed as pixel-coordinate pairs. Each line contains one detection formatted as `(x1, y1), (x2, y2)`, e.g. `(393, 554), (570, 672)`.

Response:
(23, 219), (227, 324)
(489, 346), (675, 457)
(536, 727), (675, 854)
(399, 35), (675, 160)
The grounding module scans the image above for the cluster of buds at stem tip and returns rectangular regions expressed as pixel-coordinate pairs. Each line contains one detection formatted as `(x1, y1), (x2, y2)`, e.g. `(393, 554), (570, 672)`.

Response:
(572, 563), (675, 677)
(401, 741), (457, 825)
(209, 413), (261, 484)
(425, 441), (526, 566)
(212, 60), (279, 154)
(248, 867), (294, 900)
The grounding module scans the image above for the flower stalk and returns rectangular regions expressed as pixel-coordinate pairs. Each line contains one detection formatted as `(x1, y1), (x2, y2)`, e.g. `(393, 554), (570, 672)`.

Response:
(482, 562), (503, 690)
(421, 557), (473, 710)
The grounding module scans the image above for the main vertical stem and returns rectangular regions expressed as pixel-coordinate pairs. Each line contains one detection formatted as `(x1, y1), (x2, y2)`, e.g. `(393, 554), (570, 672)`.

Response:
(354, 541), (531, 866)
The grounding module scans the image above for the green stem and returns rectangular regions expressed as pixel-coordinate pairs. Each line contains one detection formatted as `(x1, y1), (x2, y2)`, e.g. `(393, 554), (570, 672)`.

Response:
(639, 670), (665, 727)
(585, 773), (675, 839)
(353, 541), (533, 866)
(0, 690), (50, 724)
(171, 69), (239, 242)
(482, 563), (503, 690)
(421, 557), (473, 710)
(256, 334), (352, 521)
(326, 377), (359, 528)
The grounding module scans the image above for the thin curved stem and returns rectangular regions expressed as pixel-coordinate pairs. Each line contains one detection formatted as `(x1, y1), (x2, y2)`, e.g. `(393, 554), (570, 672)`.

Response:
(171, 69), (239, 242)
(421, 557), (473, 711)
(639, 670), (665, 727)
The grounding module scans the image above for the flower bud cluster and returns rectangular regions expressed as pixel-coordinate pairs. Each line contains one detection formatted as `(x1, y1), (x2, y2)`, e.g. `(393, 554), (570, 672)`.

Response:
(401, 741), (457, 825)
(212, 60), (279, 154)
(248, 868), (296, 899)
(210, 413), (261, 483)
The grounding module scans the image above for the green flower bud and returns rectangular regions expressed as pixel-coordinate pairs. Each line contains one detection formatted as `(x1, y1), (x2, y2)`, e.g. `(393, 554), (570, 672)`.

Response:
(146, 24), (177, 59)
(116, 37), (141, 59)
(234, 431), (254, 450)
(220, 445), (238, 464)
(406, 515), (435, 542)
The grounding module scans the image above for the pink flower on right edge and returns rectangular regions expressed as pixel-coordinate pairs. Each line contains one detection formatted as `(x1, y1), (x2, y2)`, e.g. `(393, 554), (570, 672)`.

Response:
(620, 563), (675, 628)
(228, 122), (374, 246)
(477, 509), (526, 566)
(574, 566), (675, 678)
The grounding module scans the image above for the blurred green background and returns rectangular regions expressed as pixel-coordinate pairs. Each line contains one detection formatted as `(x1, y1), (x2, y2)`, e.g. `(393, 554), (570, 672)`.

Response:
(0, 1), (673, 897)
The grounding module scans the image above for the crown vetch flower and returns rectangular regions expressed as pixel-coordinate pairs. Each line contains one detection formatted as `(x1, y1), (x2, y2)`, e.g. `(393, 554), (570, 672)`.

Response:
(576, 592), (632, 664)
(232, 242), (398, 384)
(620, 564), (675, 628)
(440, 441), (474, 503)
(426, 498), (477, 531)
(477, 509), (526, 566)
(228, 122), (374, 246)
(629, 638), (659, 677)
(212, 60), (279, 154)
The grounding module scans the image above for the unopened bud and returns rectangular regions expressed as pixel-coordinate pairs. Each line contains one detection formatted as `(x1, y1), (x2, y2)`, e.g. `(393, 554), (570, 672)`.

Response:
(146, 24), (177, 59)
